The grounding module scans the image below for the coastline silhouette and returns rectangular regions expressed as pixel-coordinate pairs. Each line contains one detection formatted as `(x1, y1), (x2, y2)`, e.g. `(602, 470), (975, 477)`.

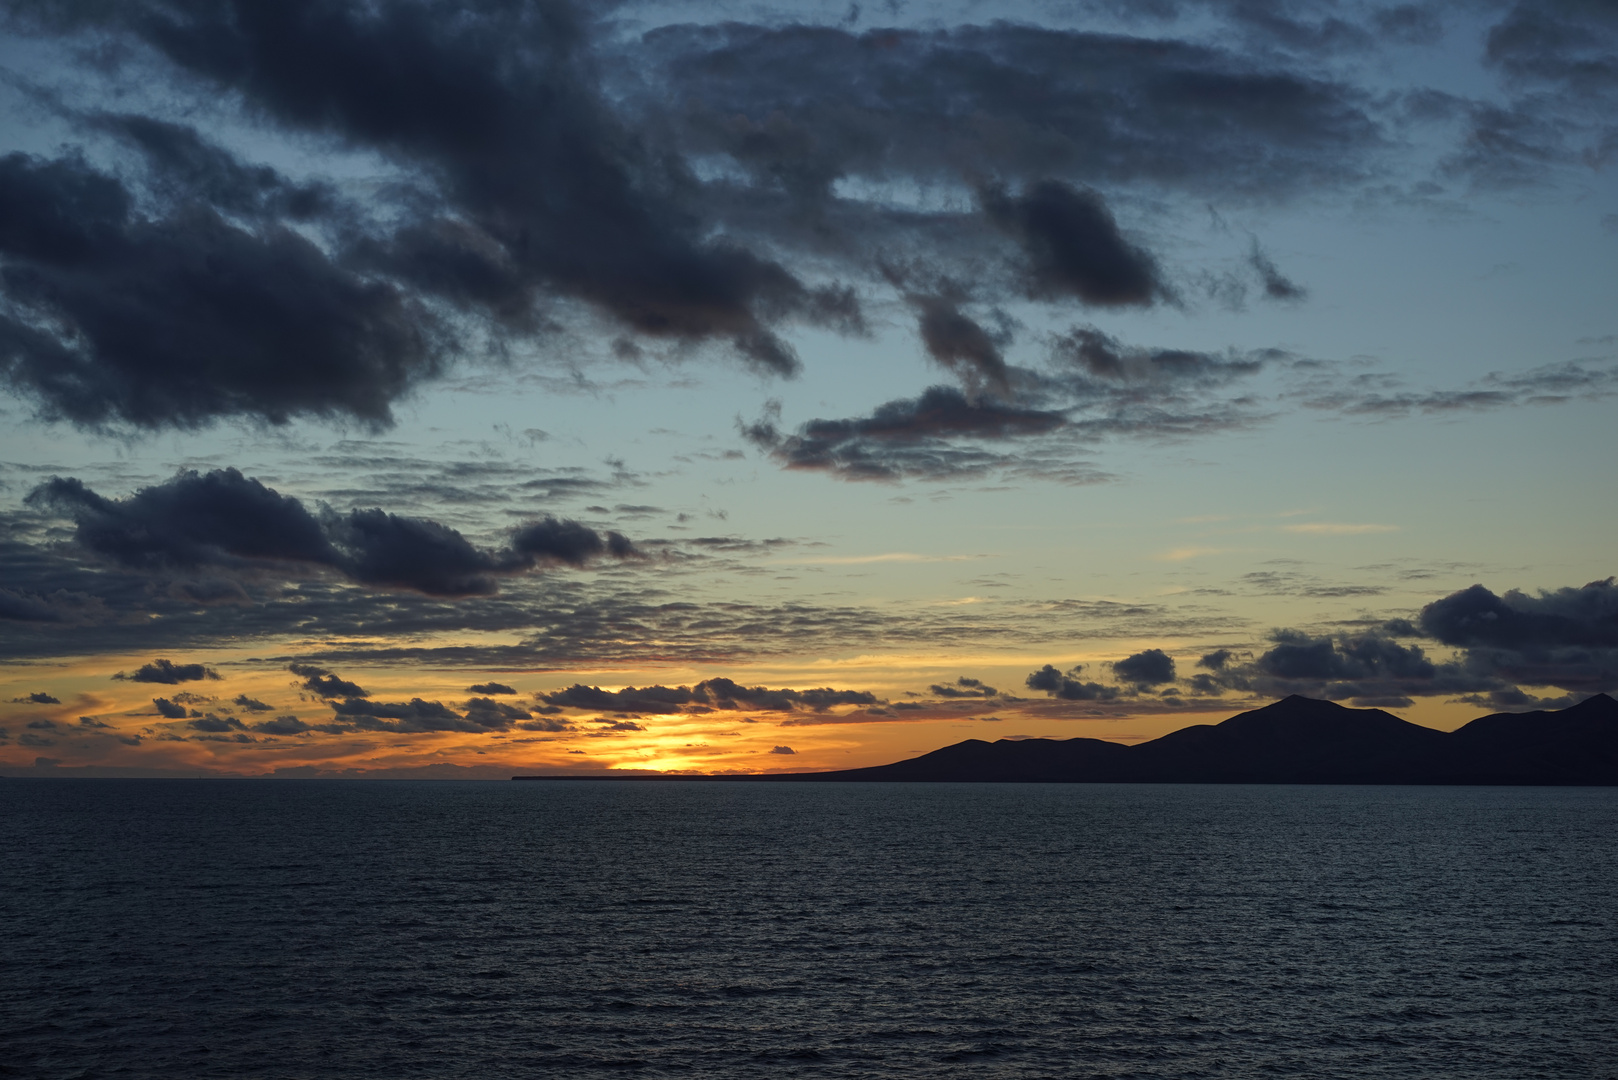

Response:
(515, 694), (1618, 785)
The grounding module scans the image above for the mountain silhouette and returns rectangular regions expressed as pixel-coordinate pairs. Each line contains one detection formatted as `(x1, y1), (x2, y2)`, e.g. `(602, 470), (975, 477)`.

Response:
(518, 694), (1618, 784)
(779, 694), (1618, 785)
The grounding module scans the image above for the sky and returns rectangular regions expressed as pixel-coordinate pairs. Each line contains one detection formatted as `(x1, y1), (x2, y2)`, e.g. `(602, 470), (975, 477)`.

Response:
(0, 0), (1614, 778)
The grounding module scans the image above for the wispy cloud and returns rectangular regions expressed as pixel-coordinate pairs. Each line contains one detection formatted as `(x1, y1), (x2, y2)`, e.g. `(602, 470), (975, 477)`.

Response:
(1282, 523), (1399, 536)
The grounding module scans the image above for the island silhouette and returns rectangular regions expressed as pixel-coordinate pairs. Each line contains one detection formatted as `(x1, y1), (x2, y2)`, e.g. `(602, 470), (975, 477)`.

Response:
(515, 694), (1618, 785)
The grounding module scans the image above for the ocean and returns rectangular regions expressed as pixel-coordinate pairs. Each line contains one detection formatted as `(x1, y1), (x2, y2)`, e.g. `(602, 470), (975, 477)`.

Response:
(3, 780), (1614, 1078)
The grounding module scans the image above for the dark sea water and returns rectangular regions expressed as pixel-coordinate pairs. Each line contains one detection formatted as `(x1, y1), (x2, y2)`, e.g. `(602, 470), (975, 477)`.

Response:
(2, 781), (1615, 1079)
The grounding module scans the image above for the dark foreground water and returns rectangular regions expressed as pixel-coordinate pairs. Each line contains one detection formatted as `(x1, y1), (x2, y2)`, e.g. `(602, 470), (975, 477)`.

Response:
(2, 781), (1615, 1079)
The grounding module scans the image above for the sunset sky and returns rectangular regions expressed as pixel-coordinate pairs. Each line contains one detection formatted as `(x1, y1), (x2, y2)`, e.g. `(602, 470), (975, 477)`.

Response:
(1, 0), (1614, 778)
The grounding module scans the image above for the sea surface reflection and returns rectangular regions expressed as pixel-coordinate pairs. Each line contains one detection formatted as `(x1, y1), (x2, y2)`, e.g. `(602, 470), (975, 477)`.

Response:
(4, 780), (1615, 1077)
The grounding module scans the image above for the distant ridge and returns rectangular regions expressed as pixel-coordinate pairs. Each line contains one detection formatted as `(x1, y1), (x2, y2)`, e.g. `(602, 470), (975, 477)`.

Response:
(514, 694), (1618, 785)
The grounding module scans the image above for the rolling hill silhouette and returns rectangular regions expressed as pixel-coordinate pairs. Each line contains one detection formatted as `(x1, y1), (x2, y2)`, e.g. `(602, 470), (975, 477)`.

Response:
(516, 693), (1618, 784)
(780, 694), (1618, 785)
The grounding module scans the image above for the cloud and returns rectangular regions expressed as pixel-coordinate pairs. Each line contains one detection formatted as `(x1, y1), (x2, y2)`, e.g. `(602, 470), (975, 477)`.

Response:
(463, 697), (533, 726)
(769, 745), (796, 755)
(1247, 240), (1306, 301)
(1282, 523), (1398, 535)
(537, 676), (880, 715)
(0, 149), (438, 430)
(981, 181), (1163, 306)
(1201, 627), (1500, 707)
(909, 293), (1011, 394)
(467, 682), (517, 695)
(152, 697), (188, 719)
(251, 715), (310, 736)
(744, 386), (1069, 482)
(290, 663), (369, 699)
(1113, 648), (1176, 685)
(641, 20), (1383, 202)
(232, 695), (273, 713)
(29, 469), (639, 597)
(928, 677), (1002, 699)
(189, 714), (244, 733)
(11, 691), (59, 704)
(0, 2), (1414, 436)
(1418, 578), (1618, 694)
(1025, 663), (1122, 701)
(329, 696), (511, 734)
(115, 658), (220, 684)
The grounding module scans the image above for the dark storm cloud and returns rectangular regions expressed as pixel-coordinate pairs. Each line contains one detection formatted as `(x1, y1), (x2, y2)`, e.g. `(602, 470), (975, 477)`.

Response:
(30, 469), (639, 597)
(1113, 648), (1177, 685)
(981, 182), (1164, 306)
(115, 658), (220, 684)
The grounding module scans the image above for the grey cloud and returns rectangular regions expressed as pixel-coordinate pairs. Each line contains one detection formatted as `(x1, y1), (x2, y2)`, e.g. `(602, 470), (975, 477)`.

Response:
(290, 663), (369, 699)
(467, 682), (517, 695)
(188, 714), (245, 733)
(232, 695), (273, 712)
(981, 182), (1163, 307)
(538, 676), (880, 714)
(329, 696), (509, 734)
(910, 294), (1011, 394)
(11, 691), (59, 704)
(1418, 578), (1618, 694)
(1025, 663), (1122, 701)
(641, 20), (1383, 202)
(30, 468), (639, 597)
(115, 658), (220, 684)
(770, 745), (796, 755)
(0, 151), (439, 430)
(152, 697), (188, 719)
(1247, 240), (1306, 301)
(743, 386), (1069, 482)
(1113, 648), (1176, 685)
(0, 4), (1410, 436)
(928, 676), (1002, 699)
(251, 715), (310, 735)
